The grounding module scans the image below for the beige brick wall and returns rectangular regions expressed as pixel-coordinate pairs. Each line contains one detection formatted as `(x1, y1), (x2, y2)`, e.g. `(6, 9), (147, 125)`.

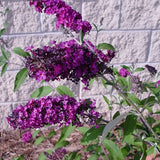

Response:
(0, 0), (160, 130)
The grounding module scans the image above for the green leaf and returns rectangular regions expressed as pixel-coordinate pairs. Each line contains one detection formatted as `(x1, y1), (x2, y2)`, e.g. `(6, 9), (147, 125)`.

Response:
(89, 78), (95, 88)
(57, 124), (75, 144)
(79, 29), (84, 44)
(32, 129), (40, 139)
(102, 113), (130, 143)
(88, 154), (99, 160)
(103, 95), (112, 110)
(65, 152), (78, 160)
(1, 63), (8, 76)
(103, 139), (124, 160)
(48, 130), (56, 138)
(97, 43), (115, 51)
(54, 140), (69, 150)
(121, 145), (130, 157)
(13, 154), (24, 160)
(113, 111), (120, 120)
(146, 146), (155, 156)
(101, 78), (107, 88)
(121, 65), (131, 72)
(34, 136), (45, 146)
(123, 114), (137, 137)
(81, 124), (105, 145)
(0, 28), (6, 37)
(38, 153), (47, 160)
(12, 47), (30, 58)
(140, 142), (147, 160)
(75, 153), (82, 160)
(133, 67), (145, 73)
(128, 93), (141, 105)
(1, 47), (10, 60)
(31, 86), (53, 98)
(14, 68), (28, 92)
(0, 56), (6, 66)
(56, 85), (74, 97)
(76, 126), (89, 135)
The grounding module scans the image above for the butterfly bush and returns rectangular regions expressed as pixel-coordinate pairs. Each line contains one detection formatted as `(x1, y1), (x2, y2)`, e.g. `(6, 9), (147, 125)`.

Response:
(7, 95), (100, 130)
(22, 130), (32, 143)
(29, 0), (91, 34)
(25, 39), (115, 86)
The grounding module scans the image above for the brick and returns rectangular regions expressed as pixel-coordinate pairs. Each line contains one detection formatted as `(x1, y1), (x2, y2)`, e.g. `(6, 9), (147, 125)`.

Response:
(42, 0), (82, 32)
(121, 0), (160, 29)
(148, 31), (160, 62)
(82, 0), (120, 30)
(1, 1), (40, 34)
(0, 104), (14, 130)
(97, 31), (150, 63)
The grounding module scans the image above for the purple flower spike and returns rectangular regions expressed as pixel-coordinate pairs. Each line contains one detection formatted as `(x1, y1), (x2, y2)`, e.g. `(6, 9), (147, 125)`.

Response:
(25, 39), (112, 87)
(29, 0), (92, 34)
(155, 80), (160, 88)
(119, 68), (130, 77)
(7, 96), (100, 130)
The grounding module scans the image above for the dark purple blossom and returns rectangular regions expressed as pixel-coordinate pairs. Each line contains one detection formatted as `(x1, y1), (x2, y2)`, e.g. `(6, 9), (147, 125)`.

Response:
(7, 95), (100, 130)
(29, 0), (91, 34)
(145, 65), (157, 76)
(119, 68), (130, 77)
(25, 39), (113, 87)
(22, 130), (32, 143)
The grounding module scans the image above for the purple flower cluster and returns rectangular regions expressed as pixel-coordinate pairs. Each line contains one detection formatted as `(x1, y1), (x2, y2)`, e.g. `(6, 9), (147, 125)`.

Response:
(25, 39), (114, 86)
(44, 148), (67, 160)
(119, 68), (130, 77)
(29, 0), (91, 34)
(155, 80), (160, 88)
(22, 131), (32, 143)
(7, 95), (100, 130)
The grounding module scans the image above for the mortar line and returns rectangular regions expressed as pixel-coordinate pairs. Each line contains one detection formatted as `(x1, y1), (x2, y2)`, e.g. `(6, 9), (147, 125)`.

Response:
(40, 12), (44, 32)
(1, 29), (160, 38)
(0, 100), (28, 105)
(146, 30), (153, 62)
(118, 0), (123, 29)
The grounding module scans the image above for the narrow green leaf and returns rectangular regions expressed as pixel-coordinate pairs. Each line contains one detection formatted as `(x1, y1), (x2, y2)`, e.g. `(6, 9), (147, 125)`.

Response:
(4, 8), (9, 15)
(101, 78), (107, 88)
(75, 153), (82, 160)
(1, 63), (8, 76)
(0, 56), (6, 66)
(48, 130), (56, 138)
(123, 114), (137, 137)
(34, 136), (45, 146)
(14, 68), (28, 92)
(121, 65), (131, 72)
(1, 47), (10, 60)
(32, 130), (40, 139)
(81, 124), (105, 145)
(89, 78), (95, 88)
(133, 67), (145, 73)
(0, 28), (6, 37)
(76, 126), (89, 135)
(56, 85), (74, 97)
(88, 154), (99, 160)
(57, 124), (75, 144)
(121, 145), (130, 157)
(103, 139), (124, 160)
(103, 95), (112, 110)
(31, 86), (53, 98)
(101, 112), (130, 143)
(146, 146), (155, 156)
(38, 153), (47, 160)
(97, 43), (115, 51)
(66, 152), (78, 160)
(54, 140), (69, 150)
(12, 47), (30, 58)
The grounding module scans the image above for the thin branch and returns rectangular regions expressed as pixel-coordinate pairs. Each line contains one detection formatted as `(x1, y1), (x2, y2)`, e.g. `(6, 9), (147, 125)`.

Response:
(99, 74), (160, 142)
